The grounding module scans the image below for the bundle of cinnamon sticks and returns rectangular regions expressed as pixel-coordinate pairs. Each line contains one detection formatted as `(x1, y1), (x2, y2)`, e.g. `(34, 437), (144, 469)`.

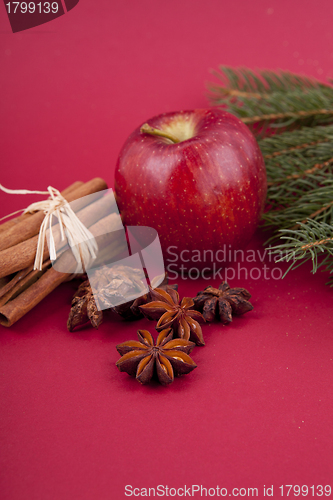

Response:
(0, 178), (124, 327)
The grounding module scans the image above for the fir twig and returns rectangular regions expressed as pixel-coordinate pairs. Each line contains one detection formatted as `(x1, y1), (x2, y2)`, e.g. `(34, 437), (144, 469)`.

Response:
(260, 126), (333, 279)
(271, 219), (333, 284)
(209, 66), (327, 96)
(208, 66), (333, 137)
(259, 126), (333, 224)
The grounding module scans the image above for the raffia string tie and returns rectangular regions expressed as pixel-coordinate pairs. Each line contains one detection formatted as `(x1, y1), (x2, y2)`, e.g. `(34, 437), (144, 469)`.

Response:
(0, 184), (98, 272)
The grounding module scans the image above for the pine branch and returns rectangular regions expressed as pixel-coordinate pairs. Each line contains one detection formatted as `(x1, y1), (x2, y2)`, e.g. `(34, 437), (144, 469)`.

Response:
(208, 66), (333, 137)
(264, 180), (333, 230)
(260, 126), (333, 280)
(271, 219), (333, 284)
(260, 126), (333, 222)
(258, 123), (333, 154)
(209, 66), (327, 96)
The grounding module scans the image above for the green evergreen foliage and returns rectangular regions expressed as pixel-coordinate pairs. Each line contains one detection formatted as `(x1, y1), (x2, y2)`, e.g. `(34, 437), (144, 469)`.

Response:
(208, 66), (333, 137)
(272, 219), (333, 284)
(259, 126), (333, 226)
(208, 66), (333, 283)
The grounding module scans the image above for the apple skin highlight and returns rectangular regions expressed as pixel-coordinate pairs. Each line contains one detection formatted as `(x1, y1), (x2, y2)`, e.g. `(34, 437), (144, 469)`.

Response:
(114, 108), (267, 271)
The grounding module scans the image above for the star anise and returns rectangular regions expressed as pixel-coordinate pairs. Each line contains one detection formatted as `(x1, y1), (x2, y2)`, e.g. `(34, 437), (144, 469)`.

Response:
(67, 265), (146, 331)
(116, 328), (197, 385)
(67, 280), (103, 331)
(193, 281), (253, 325)
(139, 287), (205, 345)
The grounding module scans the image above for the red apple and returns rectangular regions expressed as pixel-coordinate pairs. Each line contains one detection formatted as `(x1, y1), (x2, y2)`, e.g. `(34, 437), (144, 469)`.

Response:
(114, 108), (267, 272)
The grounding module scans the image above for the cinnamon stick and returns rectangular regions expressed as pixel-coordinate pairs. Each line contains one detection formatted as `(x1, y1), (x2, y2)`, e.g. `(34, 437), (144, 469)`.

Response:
(0, 178), (107, 252)
(0, 276), (14, 288)
(0, 181), (84, 235)
(0, 265), (33, 301)
(0, 261), (51, 308)
(0, 214), (124, 326)
(0, 267), (68, 327)
(0, 179), (111, 279)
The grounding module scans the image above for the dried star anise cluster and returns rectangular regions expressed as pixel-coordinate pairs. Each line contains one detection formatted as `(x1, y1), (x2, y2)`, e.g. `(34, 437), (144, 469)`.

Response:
(115, 282), (253, 386)
(116, 328), (197, 386)
(68, 269), (255, 386)
(67, 265), (176, 331)
(193, 282), (253, 325)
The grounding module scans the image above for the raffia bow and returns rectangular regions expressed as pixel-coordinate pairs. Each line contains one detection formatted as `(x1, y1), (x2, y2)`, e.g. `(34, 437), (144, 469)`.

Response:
(0, 184), (98, 272)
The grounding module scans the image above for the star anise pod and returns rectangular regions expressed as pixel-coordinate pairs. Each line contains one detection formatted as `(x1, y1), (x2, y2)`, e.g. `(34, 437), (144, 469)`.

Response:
(193, 281), (253, 325)
(67, 280), (103, 331)
(116, 328), (197, 385)
(67, 265), (147, 331)
(139, 287), (205, 346)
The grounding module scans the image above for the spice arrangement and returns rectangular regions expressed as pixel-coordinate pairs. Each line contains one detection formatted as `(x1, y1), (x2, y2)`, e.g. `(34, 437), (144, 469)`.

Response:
(2, 65), (331, 385)
(115, 283), (253, 385)
(0, 117), (256, 386)
(65, 265), (254, 385)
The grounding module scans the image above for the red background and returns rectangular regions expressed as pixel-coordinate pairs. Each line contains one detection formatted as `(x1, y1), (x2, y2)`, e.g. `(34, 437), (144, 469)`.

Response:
(1, 1), (333, 499)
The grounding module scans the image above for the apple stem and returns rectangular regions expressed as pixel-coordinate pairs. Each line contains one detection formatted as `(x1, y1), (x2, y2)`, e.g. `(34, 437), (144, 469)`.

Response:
(140, 123), (180, 144)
